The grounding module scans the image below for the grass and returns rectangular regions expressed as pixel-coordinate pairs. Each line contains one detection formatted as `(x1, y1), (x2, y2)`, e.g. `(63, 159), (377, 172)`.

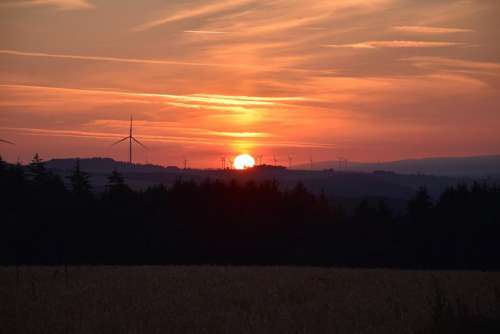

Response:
(1, 266), (499, 333)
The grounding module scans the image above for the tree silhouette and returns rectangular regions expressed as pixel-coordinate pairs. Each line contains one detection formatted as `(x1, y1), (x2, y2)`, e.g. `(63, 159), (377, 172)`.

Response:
(68, 159), (92, 198)
(107, 170), (126, 190)
(29, 153), (47, 184)
(408, 186), (433, 224)
(1, 159), (500, 269)
(104, 170), (133, 204)
(0, 155), (6, 172)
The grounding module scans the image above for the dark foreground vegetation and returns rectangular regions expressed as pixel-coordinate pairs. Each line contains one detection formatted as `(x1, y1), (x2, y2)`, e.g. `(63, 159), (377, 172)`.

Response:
(1, 267), (499, 334)
(1, 155), (499, 268)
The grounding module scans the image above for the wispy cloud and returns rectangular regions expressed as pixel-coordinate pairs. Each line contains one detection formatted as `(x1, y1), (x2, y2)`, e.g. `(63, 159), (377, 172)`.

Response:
(393, 26), (474, 34)
(0, 126), (333, 149)
(324, 40), (461, 49)
(406, 56), (500, 75)
(0, 0), (94, 10)
(0, 84), (312, 109)
(0, 49), (329, 74)
(184, 30), (228, 34)
(0, 49), (230, 68)
(133, 0), (253, 32)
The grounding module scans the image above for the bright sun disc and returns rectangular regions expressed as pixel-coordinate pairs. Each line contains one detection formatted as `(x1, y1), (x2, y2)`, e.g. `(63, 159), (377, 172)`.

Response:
(233, 154), (255, 170)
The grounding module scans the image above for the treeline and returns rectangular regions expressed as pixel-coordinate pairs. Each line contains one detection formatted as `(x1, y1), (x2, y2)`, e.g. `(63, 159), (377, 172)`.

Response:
(1, 155), (499, 269)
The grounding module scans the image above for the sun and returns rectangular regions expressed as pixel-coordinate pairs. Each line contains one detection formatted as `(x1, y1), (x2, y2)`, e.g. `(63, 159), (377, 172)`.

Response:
(233, 154), (255, 170)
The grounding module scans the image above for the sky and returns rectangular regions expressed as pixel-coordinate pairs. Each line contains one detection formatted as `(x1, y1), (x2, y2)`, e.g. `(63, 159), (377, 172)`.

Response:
(0, 0), (499, 167)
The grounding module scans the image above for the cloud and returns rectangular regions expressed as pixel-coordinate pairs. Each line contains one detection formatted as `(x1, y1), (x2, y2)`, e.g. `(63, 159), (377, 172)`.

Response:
(0, 49), (329, 74)
(405, 57), (500, 75)
(0, 0), (94, 10)
(0, 126), (334, 149)
(0, 84), (312, 110)
(133, 0), (253, 32)
(393, 26), (474, 34)
(323, 40), (461, 49)
(0, 49), (230, 68)
(184, 30), (228, 34)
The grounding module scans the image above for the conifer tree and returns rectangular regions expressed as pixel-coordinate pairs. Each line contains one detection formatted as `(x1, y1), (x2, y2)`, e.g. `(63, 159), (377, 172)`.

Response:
(0, 155), (6, 172)
(408, 186), (433, 224)
(29, 153), (47, 184)
(68, 159), (92, 197)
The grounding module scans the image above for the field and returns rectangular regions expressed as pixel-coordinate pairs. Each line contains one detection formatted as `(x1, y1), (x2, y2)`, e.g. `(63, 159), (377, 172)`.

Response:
(1, 266), (499, 333)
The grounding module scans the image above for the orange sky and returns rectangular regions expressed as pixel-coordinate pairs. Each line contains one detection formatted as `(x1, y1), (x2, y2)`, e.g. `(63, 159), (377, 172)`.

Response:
(1, 0), (499, 167)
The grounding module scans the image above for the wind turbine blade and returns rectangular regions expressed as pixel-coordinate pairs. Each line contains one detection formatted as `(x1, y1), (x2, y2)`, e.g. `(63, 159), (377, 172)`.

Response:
(132, 137), (147, 149)
(111, 136), (130, 146)
(0, 139), (15, 145)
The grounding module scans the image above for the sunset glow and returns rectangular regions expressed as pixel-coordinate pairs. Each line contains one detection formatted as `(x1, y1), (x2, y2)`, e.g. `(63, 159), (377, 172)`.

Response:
(233, 154), (255, 170)
(0, 1), (499, 166)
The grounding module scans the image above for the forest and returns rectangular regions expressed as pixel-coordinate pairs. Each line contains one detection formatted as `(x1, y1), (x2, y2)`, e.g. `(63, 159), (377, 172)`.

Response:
(1, 154), (499, 269)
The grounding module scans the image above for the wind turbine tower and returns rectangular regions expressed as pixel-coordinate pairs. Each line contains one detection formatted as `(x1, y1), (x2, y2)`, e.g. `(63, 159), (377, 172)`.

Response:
(256, 155), (263, 166)
(111, 116), (147, 164)
(288, 155), (293, 169)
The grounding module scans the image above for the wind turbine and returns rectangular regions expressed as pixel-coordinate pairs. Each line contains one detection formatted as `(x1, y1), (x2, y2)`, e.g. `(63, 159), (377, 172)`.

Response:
(288, 155), (293, 169)
(337, 156), (344, 170)
(256, 154), (263, 166)
(111, 116), (147, 164)
(220, 156), (226, 169)
(273, 155), (278, 166)
(309, 156), (314, 170)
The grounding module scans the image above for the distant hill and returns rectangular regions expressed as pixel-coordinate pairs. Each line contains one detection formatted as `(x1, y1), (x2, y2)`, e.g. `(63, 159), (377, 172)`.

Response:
(42, 157), (478, 203)
(46, 157), (179, 173)
(296, 155), (500, 177)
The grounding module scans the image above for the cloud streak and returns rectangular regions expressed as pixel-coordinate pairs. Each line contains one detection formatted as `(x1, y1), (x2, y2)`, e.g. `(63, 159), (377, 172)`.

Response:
(0, 49), (233, 68)
(0, 84), (313, 110)
(0, 49), (331, 74)
(324, 40), (461, 49)
(184, 30), (228, 34)
(133, 0), (253, 32)
(0, 126), (334, 149)
(393, 26), (474, 34)
(0, 0), (94, 10)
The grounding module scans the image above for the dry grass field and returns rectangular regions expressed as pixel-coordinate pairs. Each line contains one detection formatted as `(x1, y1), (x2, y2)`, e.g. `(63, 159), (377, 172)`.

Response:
(1, 266), (499, 333)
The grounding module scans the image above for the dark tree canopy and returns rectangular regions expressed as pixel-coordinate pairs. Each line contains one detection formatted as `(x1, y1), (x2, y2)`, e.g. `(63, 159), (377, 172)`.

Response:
(0, 159), (499, 269)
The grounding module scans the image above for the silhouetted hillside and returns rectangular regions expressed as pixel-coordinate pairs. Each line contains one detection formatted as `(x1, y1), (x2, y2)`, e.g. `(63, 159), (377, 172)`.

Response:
(297, 155), (500, 177)
(43, 158), (474, 201)
(46, 157), (179, 173)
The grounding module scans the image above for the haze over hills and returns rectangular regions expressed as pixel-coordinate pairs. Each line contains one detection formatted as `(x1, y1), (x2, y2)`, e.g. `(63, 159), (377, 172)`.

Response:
(41, 156), (491, 203)
(46, 157), (179, 173)
(296, 155), (500, 177)
(46, 155), (500, 178)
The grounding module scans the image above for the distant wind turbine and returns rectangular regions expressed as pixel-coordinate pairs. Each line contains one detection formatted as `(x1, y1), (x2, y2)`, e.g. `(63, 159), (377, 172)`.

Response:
(288, 155), (293, 169)
(256, 154), (263, 165)
(111, 116), (147, 164)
